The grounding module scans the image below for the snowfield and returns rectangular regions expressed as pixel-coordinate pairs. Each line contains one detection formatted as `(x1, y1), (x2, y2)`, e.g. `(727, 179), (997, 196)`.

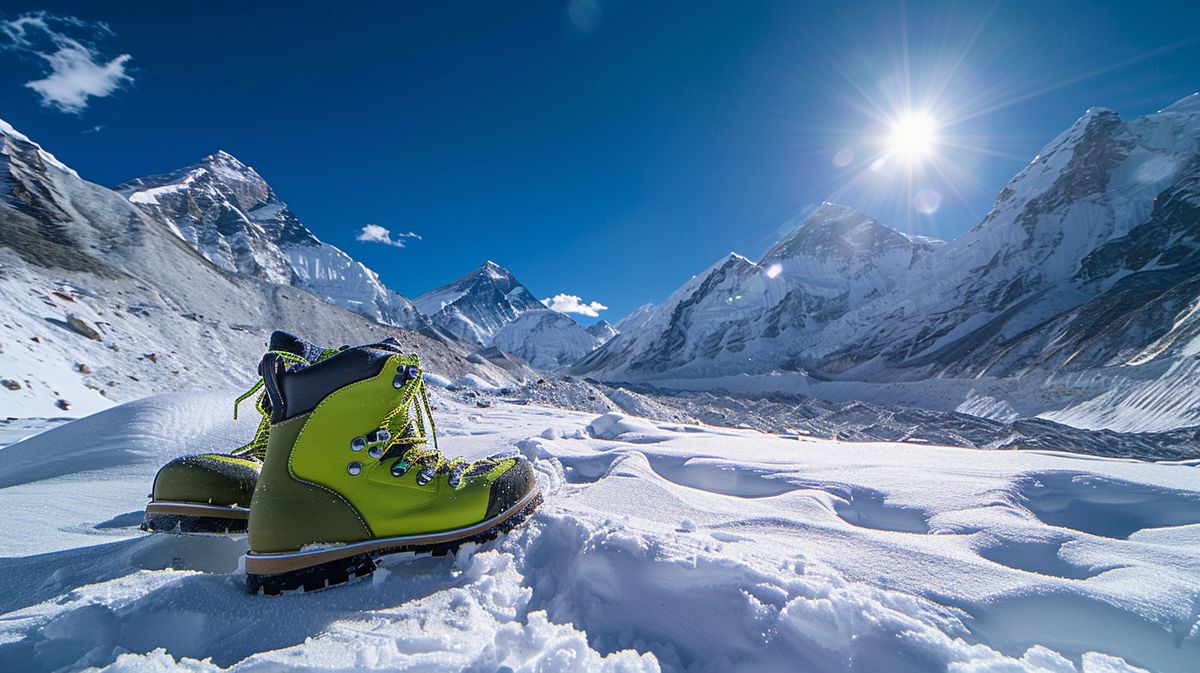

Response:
(0, 396), (1197, 673)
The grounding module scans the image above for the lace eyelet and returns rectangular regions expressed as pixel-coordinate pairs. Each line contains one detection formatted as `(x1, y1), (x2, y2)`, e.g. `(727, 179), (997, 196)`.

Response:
(416, 465), (435, 486)
(350, 437), (366, 452)
(391, 459), (410, 477)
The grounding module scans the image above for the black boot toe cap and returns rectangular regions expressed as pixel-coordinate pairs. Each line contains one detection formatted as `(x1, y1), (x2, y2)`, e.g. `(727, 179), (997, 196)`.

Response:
(485, 458), (536, 520)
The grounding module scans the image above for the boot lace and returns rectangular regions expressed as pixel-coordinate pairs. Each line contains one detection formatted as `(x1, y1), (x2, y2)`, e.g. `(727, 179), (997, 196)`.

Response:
(354, 358), (475, 489)
(229, 348), (338, 460)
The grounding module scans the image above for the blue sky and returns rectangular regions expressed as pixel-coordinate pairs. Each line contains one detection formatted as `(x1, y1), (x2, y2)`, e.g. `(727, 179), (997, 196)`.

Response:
(2, 1), (1198, 323)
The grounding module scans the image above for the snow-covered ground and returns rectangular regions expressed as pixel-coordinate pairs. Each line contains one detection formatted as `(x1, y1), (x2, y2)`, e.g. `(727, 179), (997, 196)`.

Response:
(0, 396), (1197, 673)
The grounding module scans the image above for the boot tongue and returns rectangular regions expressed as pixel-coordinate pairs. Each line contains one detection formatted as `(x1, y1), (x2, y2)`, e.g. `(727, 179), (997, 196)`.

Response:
(268, 330), (328, 364)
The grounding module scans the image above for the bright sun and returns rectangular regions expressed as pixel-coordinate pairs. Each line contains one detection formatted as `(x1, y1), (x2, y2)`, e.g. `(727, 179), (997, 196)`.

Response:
(886, 113), (938, 162)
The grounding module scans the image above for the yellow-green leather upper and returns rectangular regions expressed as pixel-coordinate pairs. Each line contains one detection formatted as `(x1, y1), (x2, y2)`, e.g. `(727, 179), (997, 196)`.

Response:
(249, 353), (523, 554)
(151, 453), (260, 507)
(248, 414), (373, 553)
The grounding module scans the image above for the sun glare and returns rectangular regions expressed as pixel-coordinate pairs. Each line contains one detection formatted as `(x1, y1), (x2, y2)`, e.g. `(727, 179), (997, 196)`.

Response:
(886, 113), (938, 162)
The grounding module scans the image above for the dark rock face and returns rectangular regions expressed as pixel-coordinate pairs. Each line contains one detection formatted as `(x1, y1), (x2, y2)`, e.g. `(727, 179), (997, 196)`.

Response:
(585, 320), (618, 344)
(629, 255), (761, 373)
(1011, 110), (1130, 239)
(1079, 156), (1200, 282)
(415, 261), (547, 345)
(115, 152), (314, 283)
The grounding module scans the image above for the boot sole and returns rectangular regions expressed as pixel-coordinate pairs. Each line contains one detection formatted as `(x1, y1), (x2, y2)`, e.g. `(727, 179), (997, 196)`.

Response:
(245, 489), (543, 595)
(141, 501), (250, 535)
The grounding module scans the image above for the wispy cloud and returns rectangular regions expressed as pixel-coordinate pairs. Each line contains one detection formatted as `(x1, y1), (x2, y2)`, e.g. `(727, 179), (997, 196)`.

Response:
(542, 293), (608, 317)
(0, 12), (133, 114)
(356, 224), (420, 248)
(565, 0), (604, 36)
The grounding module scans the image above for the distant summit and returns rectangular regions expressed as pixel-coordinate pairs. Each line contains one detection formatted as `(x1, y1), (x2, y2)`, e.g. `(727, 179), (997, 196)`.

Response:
(414, 261), (546, 345)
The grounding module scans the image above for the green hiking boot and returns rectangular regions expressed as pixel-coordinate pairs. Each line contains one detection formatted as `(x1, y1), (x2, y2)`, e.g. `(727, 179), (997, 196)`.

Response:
(141, 331), (339, 535)
(243, 342), (541, 594)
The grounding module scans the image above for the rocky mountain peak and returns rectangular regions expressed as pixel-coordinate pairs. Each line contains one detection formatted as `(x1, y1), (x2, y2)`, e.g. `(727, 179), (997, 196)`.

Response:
(475, 260), (514, 282)
(760, 203), (925, 265)
(193, 150), (264, 188)
(114, 151), (425, 329)
(414, 261), (547, 345)
(585, 319), (619, 345)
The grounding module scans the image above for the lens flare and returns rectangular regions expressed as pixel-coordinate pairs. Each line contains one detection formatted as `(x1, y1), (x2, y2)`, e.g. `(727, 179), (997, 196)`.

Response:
(833, 149), (854, 167)
(914, 189), (942, 214)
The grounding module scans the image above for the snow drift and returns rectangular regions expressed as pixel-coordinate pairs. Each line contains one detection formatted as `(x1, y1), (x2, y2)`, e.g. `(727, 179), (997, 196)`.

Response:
(0, 396), (1196, 672)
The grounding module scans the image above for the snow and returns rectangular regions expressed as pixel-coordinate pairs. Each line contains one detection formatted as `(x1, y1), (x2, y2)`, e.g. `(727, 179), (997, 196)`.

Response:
(493, 309), (600, 369)
(956, 389), (1021, 423)
(1160, 92), (1200, 114)
(1039, 358), (1200, 432)
(114, 151), (427, 330)
(1, 395), (1197, 672)
(414, 262), (548, 347)
(0, 117), (79, 177)
(126, 172), (200, 205)
(450, 373), (505, 392)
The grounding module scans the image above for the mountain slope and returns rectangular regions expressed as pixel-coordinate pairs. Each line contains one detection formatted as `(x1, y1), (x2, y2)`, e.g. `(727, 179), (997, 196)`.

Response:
(585, 320), (618, 345)
(811, 99), (1200, 378)
(0, 120), (513, 416)
(116, 152), (427, 330)
(574, 203), (939, 379)
(492, 309), (602, 369)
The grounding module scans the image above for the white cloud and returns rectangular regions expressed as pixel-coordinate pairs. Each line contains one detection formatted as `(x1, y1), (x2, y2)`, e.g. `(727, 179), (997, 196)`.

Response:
(1, 12), (133, 114)
(356, 224), (420, 248)
(542, 293), (608, 317)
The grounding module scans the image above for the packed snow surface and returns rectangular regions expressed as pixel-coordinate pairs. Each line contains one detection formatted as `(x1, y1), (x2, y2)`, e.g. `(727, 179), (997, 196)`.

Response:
(1, 396), (1197, 672)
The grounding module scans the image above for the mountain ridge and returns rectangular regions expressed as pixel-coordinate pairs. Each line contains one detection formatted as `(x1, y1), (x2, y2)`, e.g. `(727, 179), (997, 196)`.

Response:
(115, 151), (428, 330)
(0, 119), (517, 416)
(573, 95), (1200, 432)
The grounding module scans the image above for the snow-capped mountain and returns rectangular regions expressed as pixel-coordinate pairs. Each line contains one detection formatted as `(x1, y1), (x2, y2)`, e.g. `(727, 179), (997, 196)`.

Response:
(810, 95), (1200, 379)
(492, 309), (604, 369)
(575, 203), (940, 377)
(0, 120), (514, 416)
(413, 261), (611, 369)
(577, 94), (1200, 432)
(585, 319), (618, 345)
(414, 261), (548, 345)
(116, 152), (427, 330)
